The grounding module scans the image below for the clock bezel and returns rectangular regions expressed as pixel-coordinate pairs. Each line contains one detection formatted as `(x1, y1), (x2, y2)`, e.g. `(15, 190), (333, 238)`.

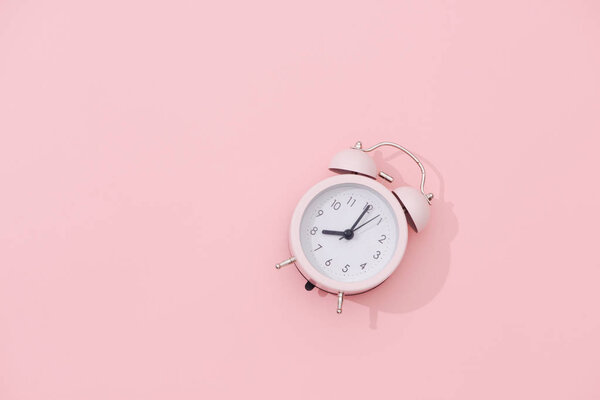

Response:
(289, 174), (408, 295)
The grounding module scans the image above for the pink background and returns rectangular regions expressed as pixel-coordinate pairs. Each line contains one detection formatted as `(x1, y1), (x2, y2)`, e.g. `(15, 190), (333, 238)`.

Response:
(1, 1), (599, 399)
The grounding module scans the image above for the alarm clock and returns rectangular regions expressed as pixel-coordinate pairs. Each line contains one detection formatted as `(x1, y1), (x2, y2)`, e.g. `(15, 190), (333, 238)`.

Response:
(275, 141), (434, 314)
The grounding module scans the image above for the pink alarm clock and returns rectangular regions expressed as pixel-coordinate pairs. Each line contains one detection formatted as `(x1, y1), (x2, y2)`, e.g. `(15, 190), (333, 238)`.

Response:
(276, 141), (434, 314)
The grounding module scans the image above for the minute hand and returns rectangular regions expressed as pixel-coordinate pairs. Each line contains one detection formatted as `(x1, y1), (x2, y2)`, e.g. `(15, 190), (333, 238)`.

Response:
(350, 204), (370, 231)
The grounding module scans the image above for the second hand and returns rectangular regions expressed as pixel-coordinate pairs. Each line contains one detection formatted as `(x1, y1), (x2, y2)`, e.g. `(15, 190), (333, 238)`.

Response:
(339, 214), (381, 240)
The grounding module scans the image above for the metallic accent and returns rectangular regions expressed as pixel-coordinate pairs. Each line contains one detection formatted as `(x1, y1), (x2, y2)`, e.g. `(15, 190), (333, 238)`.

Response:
(379, 171), (394, 182)
(337, 292), (344, 314)
(353, 141), (363, 150)
(360, 141), (434, 204)
(275, 256), (296, 269)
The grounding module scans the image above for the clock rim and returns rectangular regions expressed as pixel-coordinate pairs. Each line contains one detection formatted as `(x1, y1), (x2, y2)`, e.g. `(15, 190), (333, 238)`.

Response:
(289, 174), (408, 295)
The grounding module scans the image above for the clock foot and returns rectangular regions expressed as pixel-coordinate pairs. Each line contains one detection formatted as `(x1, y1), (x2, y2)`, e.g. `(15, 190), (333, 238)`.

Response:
(337, 292), (344, 314)
(304, 281), (315, 291)
(275, 256), (296, 269)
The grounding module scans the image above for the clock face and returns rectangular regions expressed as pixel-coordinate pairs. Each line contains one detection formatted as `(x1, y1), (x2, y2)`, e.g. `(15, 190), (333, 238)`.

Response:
(299, 183), (399, 283)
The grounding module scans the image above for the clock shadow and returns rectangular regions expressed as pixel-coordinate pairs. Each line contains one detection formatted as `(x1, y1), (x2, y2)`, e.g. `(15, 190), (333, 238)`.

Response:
(346, 150), (458, 329)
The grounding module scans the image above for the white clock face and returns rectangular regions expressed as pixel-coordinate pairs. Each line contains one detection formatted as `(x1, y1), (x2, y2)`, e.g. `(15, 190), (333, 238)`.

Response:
(299, 183), (399, 283)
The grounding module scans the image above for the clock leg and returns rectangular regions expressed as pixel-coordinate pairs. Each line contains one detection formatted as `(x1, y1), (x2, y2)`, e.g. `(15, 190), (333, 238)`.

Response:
(275, 256), (296, 269)
(337, 292), (344, 314)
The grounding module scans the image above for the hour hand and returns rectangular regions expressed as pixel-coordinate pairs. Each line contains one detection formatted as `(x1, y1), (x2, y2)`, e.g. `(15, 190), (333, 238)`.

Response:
(322, 230), (346, 236)
(326, 229), (355, 240)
